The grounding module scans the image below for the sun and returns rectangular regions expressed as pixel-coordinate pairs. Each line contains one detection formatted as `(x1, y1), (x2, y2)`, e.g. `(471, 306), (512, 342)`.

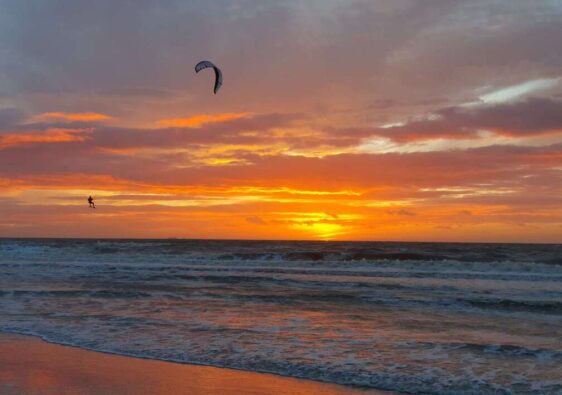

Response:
(290, 222), (345, 240)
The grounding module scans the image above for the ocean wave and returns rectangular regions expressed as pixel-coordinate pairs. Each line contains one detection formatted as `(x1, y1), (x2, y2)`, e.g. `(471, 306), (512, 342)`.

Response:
(0, 290), (152, 299)
(461, 298), (562, 313)
(1, 327), (560, 394)
(398, 340), (562, 360)
(1, 238), (561, 394)
(1, 239), (560, 266)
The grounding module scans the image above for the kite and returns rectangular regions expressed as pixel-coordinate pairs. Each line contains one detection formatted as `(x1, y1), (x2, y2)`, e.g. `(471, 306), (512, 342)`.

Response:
(195, 60), (222, 94)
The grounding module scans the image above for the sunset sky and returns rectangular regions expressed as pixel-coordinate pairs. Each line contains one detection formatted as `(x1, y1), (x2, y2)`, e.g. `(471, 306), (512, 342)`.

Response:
(0, 0), (561, 242)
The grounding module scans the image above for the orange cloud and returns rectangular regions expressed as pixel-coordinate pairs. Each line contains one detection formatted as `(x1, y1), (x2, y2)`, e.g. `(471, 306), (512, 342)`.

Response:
(1, 109), (560, 242)
(0, 129), (85, 149)
(156, 112), (251, 128)
(36, 112), (112, 122)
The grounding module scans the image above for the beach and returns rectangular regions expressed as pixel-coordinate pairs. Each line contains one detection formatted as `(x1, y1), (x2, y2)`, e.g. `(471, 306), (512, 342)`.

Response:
(0, 333), (384, 395)
(0, 239), (561, 393)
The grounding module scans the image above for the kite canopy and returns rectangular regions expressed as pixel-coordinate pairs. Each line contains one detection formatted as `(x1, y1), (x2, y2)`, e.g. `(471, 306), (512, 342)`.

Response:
(195, 60), (222, 94)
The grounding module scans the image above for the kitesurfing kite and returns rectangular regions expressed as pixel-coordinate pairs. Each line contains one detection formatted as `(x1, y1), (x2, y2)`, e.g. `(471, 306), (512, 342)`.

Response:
(195, 60), (222, 94)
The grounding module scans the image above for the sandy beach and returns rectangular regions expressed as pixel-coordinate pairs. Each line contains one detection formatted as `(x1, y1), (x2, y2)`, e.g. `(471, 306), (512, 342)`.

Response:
(0, 333), (387, 395)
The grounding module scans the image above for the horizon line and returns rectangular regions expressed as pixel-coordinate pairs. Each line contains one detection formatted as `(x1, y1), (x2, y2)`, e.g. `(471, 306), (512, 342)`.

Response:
(0, 236), (559, 246)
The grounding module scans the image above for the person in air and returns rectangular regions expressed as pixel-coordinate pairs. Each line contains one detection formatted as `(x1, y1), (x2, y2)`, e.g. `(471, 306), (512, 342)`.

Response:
(88, 196), (96, 209)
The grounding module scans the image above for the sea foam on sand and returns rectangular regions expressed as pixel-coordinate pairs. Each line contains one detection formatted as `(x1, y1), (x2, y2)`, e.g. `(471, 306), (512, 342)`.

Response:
(0, 333), (388, 395)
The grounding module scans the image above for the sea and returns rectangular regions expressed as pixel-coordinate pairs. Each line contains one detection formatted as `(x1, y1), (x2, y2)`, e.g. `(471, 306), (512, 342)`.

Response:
(0, 239), (561, 394)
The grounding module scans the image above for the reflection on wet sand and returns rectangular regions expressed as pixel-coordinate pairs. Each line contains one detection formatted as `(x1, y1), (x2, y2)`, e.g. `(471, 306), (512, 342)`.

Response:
(0, 333), (387, 395)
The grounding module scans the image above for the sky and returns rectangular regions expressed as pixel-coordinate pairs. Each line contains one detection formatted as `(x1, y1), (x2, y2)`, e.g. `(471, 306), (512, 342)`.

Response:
(0, 0), (561, 242)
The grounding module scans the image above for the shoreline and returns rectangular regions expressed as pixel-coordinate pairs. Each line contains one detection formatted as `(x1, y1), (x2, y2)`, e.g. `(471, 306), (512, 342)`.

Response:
(0, 332), (393, 394)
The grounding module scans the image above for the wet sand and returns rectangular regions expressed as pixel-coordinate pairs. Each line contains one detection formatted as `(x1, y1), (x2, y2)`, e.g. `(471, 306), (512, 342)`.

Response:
(0, 333), (388, 395)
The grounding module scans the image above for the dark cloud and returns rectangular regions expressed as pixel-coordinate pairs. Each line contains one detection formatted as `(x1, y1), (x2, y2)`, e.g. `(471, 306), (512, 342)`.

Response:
(0, 112), (300, 149)
(1, 127), (559, 193)
(89, 112), (300, 149)
(382, 2), (562, 99)
(246, 216), (267, 225)
(2, 0), (559, 115)
(438, 97), (562, 135)
(0, 107), (27, 128)
(93, 87), (178, 98)
(388, 209), (417, 217)
(333, 98), (562, 142)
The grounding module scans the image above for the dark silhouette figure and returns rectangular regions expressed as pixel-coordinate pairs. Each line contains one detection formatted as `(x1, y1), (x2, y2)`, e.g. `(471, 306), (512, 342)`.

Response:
(88, 196), (96, 209)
